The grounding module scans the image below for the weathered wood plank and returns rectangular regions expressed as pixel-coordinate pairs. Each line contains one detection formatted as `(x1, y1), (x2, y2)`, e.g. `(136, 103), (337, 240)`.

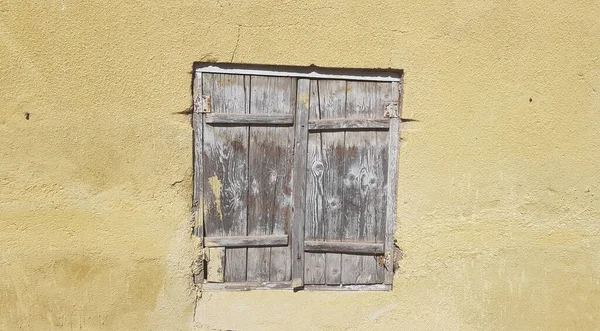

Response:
(206, 113), (294, 125)
(308, 118), (389, 131)
(384, 80), (402, 285)
(304, 80), (326, 285)
(192, 71), (203, 225)
(202, 282), (390, 291)
(223, 76), (251, 282)
(341, 81), (392, 285)
(195, 64), (401, 82)
(202, 281), (292, 291)
(247, 76), (294, 282)
(304, 241), (384, 254)
(304, 284), (391, 291)
(205, 247), (225, 283)
(192, 71), (204, 285)
(319, 81), (347, 285)
(204, 235), (289, 248)
(202, 73), (249, 282)
(269, 79), (296, 282)
(291, 79), (310, 289)
(304, 80), (348, 285)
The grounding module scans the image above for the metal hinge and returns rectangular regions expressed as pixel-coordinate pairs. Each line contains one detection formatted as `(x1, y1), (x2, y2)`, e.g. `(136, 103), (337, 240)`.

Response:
(194, 94), (212, 113)
(384, 102), (399, 118)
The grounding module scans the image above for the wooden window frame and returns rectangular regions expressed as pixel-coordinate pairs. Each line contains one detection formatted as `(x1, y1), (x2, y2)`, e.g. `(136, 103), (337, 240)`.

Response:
(192, 63), (404, 291)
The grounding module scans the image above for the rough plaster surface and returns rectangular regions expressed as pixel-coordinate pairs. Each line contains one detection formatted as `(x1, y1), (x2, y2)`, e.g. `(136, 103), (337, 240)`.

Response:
(1, 0), (599, 330)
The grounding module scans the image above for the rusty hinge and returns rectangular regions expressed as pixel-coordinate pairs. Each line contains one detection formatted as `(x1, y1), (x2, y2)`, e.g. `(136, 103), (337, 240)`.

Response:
(194, 94), (211, 113)
(384, 102), (399, 118)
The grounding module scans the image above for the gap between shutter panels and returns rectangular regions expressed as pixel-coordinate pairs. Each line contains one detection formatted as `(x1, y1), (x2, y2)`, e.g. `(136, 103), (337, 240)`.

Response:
(195, 70), (400, 290)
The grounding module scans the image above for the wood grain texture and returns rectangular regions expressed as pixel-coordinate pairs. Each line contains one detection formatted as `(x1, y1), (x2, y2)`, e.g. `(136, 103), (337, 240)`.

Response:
(204, 235), (288, 248)
(308, 118), (389, 131)
(197, 69), (401, 288)
(341, 81), (392, 285)
(304, 80), (348, 285)
(195, 64), (401, 82)
(304, 284), (391, 291)
(304, 241), (384, 254)
(206, 113), (294, 125)
(192, 72), (204, 285)
(202, 73), (249, 282)
(304, 80), (326, 284)
(269, 79), (296, 282)
(384, 80), (402, 285)
(192, 71), (203, 225)
(319, 80), (347, 285)
(202, 283), (390, 291)
(246, 76), (294, 282)
(202, 282), (293, 291)
(291, 79), (310, 288)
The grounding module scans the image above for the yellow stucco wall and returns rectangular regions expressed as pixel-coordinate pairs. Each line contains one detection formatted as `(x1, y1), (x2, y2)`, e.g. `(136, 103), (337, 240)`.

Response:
(1, 1), (599, 330)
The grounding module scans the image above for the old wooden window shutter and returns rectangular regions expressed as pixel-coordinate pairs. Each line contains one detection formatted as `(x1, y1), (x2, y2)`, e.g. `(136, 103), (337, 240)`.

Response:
(192, 64), (403, 291)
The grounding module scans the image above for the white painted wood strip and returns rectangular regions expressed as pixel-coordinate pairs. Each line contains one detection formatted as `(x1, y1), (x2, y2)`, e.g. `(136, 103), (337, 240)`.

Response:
(204, 235), (289, 248)
(206, 113), (294, 125)
(304, 241), (384, 254)
(196, 65), (400, 82)
(308, 118), (390, 131)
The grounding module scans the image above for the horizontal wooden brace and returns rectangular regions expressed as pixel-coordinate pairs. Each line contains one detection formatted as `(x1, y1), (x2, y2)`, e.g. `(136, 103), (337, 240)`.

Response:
(205, 113), (294, 125)
(204, 235), (289, 248)
(308, 118), (390, 131)
(304, 240), (385, 255)
(202, 282), (292, 291)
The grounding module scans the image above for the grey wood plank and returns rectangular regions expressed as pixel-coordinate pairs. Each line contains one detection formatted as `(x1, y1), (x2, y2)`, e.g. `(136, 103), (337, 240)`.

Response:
(202, 73), (249, 282)
(269, 78), (296, 282)
(204, 235), (288, 248)
(304, 284), (391, 291)
(304, 80), (326, 285)
(291, 79), (310, 289)
(195, 64), (401, 82)
(308, 118), (389, 131)
(202, 282), (292, 291)
(224, 76), (252, 282)
(304, 241), (384, 254)
(206, 113), (294, 125)
(246, 76), (294, 282)
(341, 81), (392, 285)
(192, 71), (204, 285)
(192, 71), (203, 223)
(384, 80), (402, 285)
(202, 282), (391, 291)
(319, 80), (347, 285)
